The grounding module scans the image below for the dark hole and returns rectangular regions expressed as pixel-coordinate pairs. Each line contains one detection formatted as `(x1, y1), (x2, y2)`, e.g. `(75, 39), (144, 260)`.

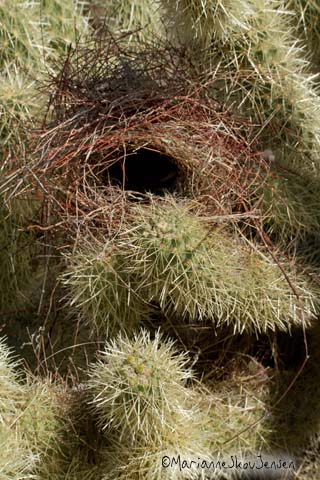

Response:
(106, 147), (179, 194)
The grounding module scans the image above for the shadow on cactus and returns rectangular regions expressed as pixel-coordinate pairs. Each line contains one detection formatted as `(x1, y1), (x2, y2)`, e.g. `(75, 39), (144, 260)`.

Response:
(265, 325), (320, 455)
(260, 165), (320, 257)
(0, 336), (107, 480)
(287, 0), (320, 70)
(0, 338), (62, 479)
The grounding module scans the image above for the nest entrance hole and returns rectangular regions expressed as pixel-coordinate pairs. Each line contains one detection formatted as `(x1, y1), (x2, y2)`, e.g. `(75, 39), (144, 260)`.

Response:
(106, 147), (179, 195)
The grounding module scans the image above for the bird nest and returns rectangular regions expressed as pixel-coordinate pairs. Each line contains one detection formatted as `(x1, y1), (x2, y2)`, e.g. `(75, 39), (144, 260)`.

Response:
(22, 31), (269, 237)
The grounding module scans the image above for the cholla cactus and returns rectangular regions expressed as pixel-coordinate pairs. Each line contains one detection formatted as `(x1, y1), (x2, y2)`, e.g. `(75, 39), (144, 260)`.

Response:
(287, 0), (320, 68)
(0, 0), (91, 320)
(0, 338), (43, 479)
(89, 329), (210, 479)
(124, 198), (317, 333)
(261, 168), (320, 249)
(101, 444), (212, 480)
(123, 199), (219, 322)
(88, 0), (162, 40)
(88, 329), (196, 441)
(29, 386), (106, 480)
(62, 238), (152, 336)
(0, 339), (27, 480)
(0, 426), (33, 480)
(0, 337), (25, 415)
(0, 0), (90, 151)
(0, 0), (90, 168)
(0, 202), (41, 315)
(0, 0), (89, 66)
(2, 2), (320, 478)
(161, 0), (320, 174)
(161, 0), (256, 47)
(298, 452), (320, 480)
(0, 337), (101, 480)
(64, 198), (317, 336)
